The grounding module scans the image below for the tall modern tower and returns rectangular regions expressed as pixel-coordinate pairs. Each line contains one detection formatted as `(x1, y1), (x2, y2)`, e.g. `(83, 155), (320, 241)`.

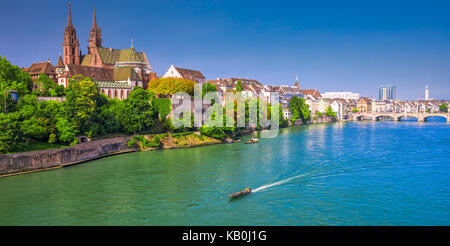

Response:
(379, 85), (396, 100)
(425, 85), (429, 100)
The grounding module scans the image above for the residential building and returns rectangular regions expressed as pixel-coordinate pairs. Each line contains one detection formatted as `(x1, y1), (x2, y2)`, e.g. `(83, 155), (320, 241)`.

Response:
(163, 65), (205, 84)
(357, 97), (373, 113)
(23, 60), (57, 81)
(322, 91), (360, 100)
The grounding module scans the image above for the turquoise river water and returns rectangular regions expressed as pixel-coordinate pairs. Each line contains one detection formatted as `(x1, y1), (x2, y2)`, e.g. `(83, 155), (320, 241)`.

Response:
(0, 120), (449, 225)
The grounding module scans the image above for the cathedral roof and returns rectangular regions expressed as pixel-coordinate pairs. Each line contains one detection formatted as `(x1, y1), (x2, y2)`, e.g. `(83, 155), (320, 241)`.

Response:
(113, 67), (140, 81)
(81, 54), (92, 66)
(118, 47), (146, 63)
(62, 64), (140, 83)
(92, 47), (147, 65)
(95, 81), (132, 89)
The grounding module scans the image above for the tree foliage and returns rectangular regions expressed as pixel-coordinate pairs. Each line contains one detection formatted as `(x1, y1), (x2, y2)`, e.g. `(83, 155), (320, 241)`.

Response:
(117, 87), (155, 134)
(325, 106), (337, 119)
(236, 80), (243, 92)
(153, 97), (172, 121)
(33, 74), (64, 97)
(439, 103), (448, 113)
(288, 96), (311, 123)
(147, 77), (197, 95)
(202, 82), (217, 97)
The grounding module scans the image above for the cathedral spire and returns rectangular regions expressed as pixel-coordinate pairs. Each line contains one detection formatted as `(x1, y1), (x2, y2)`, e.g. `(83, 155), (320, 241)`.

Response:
(91, 7), (97, 31)
(63, 2), (80, 65)
(67, 3), (73, 26)
(88, 6), (102, 53)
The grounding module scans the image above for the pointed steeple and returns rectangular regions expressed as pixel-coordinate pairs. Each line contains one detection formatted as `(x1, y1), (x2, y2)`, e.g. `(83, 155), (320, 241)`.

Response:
(63, 2), (80, 65)
(91, 7), (97, 31)
(88, 6), (102, 53)
(57, 53), (64, 68)
(67, 3), (73, 26)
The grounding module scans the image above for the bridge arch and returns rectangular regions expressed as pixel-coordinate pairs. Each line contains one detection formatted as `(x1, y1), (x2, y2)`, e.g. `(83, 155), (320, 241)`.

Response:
(374, 115), (395, 121)
(423, 115), (448, 122)
(396, 115), (418, 121)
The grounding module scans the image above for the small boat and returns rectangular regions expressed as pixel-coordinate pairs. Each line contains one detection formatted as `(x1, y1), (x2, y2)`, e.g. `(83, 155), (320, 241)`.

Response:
(245, 138), (259, 144)
(229, 188), (252, 198)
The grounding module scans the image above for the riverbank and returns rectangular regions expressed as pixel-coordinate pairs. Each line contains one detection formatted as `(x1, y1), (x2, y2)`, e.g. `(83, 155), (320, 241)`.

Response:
(0, 117), (341, 178)
(0, 132), (223, 178)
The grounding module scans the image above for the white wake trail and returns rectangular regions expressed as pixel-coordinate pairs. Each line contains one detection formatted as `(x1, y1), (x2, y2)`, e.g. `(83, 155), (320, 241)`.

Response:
(252, 173), (309, 192)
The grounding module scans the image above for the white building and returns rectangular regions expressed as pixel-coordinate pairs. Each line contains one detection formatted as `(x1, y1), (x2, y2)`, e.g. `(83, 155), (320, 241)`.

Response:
(322, 92), (360, 100)
(163, 65), (205, 84)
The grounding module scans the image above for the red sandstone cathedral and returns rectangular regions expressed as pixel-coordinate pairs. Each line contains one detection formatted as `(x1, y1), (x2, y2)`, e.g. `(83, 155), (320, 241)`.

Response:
(25, 3), (155, 99)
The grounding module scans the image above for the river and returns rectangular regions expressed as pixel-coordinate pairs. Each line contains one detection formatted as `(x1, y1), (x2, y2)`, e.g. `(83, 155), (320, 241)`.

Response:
(0, 120), (449, 225)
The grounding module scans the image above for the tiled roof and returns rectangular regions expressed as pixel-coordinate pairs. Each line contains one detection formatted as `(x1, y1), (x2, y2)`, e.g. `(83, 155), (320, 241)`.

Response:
(62, 64), (140, 83)
(95, 81), (131, 89)
(175, 67), (205, 79)
(63, 64), (113, 81)
(96, 47), (146, 65)
(300, 89), (321, 98)
(118, 47), (146, 63)
(208, 78), (265, 93)
(113, 67), (140, 81)
(81, 54), (92, 66)
(25, 61), (56, 75)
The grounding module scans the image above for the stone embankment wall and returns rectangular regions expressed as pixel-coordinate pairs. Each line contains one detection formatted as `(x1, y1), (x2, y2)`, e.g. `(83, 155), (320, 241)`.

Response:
(0, 137), (134, 177)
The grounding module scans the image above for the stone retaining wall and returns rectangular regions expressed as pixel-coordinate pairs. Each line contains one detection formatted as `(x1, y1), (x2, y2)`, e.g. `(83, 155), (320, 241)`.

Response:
(0, 136), (134, 176)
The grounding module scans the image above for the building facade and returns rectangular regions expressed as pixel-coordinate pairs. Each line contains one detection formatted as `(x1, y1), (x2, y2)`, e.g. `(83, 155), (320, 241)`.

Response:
(322, 91), (360, 100)
(55, 4), (153, 99)
(379, 85), (396, 100)
(163, 65), (205, 84)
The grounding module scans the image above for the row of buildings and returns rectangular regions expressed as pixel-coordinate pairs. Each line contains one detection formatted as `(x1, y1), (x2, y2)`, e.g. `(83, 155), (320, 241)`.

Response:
(22, 4), (448, 121)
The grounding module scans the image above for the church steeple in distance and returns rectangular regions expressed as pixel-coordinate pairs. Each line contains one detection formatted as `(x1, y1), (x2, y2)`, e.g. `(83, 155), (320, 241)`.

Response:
(88, 6), (102, 54)
(63, 3), (80, 65)
(294, 74), (300, 88)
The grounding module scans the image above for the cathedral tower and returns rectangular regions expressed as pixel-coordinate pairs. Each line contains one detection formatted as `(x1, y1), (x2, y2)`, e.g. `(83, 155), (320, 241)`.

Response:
(88, 7), (102, 54)
(62, 3), (80, 65)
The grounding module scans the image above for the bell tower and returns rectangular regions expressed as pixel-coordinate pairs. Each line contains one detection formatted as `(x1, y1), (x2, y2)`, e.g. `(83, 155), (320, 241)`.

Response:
(62, 3), (80, 65)
(88, 7), (102, 54)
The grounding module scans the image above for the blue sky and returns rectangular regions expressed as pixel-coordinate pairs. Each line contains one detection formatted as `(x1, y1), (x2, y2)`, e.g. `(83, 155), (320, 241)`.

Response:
(1, 0), (449, 100)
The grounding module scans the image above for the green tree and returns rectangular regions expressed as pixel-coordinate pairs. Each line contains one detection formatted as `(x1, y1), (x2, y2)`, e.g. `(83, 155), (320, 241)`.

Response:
(55, 117), (76, 144)
(147, 77), (197, 96)
(153, 97), (172, 122)
(64, 75), (99, 136)
(236, 80), (243, 92)
(202, 82), (217, 97)
(0, 112), (24, 153)
(0, 56), (33, 96)
(325, 106), (337, 119)
(288, 96), (310, 123)
(439, 103), (448, 113)
(119, 87), (155, 134)
(33, 74), (64, 97)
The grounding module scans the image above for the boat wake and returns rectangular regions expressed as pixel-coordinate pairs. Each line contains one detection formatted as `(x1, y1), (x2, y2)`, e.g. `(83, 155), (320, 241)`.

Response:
(252, 149), (373, 193)
(252, 173), (308, 192)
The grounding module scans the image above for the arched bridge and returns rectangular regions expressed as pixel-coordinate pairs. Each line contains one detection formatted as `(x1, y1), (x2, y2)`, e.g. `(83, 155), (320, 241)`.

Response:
(354, 112), (450, 122)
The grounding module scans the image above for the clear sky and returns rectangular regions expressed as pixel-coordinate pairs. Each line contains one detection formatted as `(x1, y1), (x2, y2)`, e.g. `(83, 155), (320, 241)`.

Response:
(1, 0), (449, 100)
